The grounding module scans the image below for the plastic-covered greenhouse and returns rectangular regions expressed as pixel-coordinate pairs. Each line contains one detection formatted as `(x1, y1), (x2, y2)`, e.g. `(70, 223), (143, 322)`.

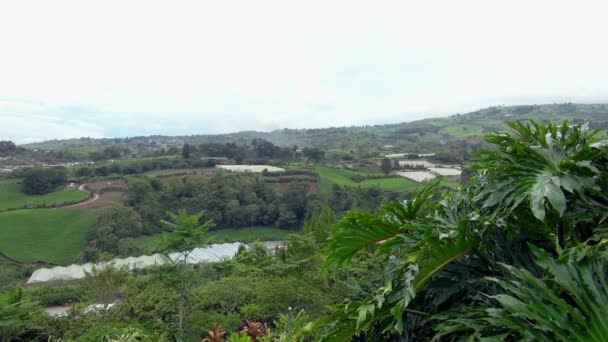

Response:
(27, 242), (244, 284)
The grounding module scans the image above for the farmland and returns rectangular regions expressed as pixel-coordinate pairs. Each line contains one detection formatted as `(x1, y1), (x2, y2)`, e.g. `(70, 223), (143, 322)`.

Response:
(0, 209), (96, 264)
(0, 183), (89, 211)
(315, 165), (419, 193)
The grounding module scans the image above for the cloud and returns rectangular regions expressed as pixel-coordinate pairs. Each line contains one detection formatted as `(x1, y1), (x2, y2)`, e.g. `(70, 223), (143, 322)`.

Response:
(0, 0), (607, 143)
(0, 114), (104, 144)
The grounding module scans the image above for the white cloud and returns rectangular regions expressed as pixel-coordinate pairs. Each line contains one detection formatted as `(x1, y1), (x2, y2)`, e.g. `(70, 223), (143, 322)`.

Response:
(0, 114), (104, 144)
(0, 0), (607, 142)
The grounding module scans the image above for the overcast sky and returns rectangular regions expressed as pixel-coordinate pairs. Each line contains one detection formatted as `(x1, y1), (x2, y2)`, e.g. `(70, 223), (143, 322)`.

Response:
(1, 0), (607, 143)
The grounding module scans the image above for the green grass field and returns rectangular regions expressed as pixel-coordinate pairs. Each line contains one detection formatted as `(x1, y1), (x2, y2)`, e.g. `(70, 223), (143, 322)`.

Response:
(126, 226), (290, 255)
(0, 183), (89, 211)
(0, 209), (97, 264)
(315, 165), (419, 193)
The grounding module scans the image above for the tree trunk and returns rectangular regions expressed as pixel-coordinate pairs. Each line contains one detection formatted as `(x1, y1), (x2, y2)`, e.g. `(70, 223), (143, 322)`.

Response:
(179, 290), (184, 337)
(178, 252), (187, 338)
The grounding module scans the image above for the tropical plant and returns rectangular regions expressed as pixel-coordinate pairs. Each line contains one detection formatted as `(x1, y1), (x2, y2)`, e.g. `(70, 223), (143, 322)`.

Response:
(434, 243), (608, 341)
(316, 120), (608, 341)
(202, 324), (227, 342)
(317, 183), (492, 339)
(272, 308), (311, 342)
(226, 332), (252, 342)
(473, 120), (608, 248)
(242, 320), (266, 342)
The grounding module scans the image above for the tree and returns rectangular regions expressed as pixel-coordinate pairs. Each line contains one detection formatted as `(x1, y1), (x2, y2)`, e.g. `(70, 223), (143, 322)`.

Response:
(380, 157), (392, 174)
(22, 167), (68, 195)
(302, 147), (325, 162)
(82, 260), (129, 310)
(0, 140), (17, 156)
(182, 143), (194, 159)
(161, 209), (214, 338)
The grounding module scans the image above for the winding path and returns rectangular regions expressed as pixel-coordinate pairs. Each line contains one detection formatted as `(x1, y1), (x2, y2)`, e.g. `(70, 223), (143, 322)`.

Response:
(59, 184), (100, 208)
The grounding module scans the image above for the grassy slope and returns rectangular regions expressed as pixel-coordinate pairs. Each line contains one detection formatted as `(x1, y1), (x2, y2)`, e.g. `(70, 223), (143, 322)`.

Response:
(0, 209), (96, 264)
(126, 226), (290, 255)
(0, 183), (89, 210)
(315, 165), (419, 193)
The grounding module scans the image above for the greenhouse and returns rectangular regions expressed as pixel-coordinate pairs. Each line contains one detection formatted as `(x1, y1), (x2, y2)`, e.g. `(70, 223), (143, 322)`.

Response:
(27, 242), (245, 284)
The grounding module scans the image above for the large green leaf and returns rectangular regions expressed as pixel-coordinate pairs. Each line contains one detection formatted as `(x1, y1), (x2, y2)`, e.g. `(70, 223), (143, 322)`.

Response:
(434, 244), (608, 341)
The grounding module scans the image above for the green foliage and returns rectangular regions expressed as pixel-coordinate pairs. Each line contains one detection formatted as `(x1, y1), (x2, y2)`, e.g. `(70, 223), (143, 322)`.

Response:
(473, 120), (608, 247)
(317, 120), (608, 340)
(0, 288), (40, 342)
(124, 226), (289, 256)
(82, 262), (130, 309)
(0, 140), (17, 156)
(162, 209), (214, 258)
(76, 324), (162, 342)
(22, 167), (68, 195)
(302, 147), (325, 162)
(83, 205), (145, 261)
(380, 158), (392, 174)
(272, 309), (312, 342)
(434, 244), (608, 341)
(301, 203), (336, 244)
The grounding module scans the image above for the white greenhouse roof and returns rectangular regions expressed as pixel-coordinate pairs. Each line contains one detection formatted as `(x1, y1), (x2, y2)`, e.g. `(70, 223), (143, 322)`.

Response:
(216, 165), (285, 172)
(429, 167), (462, 176)
(168, 242), (243, 264)
(27, 242), (247, 284)
(396, 171), (437, 182)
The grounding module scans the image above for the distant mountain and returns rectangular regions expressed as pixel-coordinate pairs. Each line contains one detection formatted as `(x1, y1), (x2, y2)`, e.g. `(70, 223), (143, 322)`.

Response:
(22, 103), (608, 154)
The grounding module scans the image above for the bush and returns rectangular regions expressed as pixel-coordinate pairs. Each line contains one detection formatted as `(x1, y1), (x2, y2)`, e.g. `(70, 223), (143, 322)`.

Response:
(22, 167), (68, 195)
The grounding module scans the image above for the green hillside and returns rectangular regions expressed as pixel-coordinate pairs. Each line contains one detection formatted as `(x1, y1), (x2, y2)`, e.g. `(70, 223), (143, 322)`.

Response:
(21, 103), (608, 153)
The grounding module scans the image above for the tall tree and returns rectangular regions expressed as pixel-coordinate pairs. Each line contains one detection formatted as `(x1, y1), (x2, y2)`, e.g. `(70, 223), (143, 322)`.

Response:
(0, 140), (17, 156)
(182, 143), (194, 159)
(380, 157), (392, 174)
(161, 209), (214, 338)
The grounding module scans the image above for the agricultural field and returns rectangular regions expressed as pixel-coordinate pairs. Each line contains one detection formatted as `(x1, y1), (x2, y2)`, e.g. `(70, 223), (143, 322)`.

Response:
(0, 209), (96, 264)
(315, 165), (419, 193)
(0, 183), (89, 211)
(124, 226), (290, 255)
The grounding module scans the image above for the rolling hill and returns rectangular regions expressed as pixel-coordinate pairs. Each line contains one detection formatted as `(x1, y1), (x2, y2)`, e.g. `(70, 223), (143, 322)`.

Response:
(20, 103), (608, 155)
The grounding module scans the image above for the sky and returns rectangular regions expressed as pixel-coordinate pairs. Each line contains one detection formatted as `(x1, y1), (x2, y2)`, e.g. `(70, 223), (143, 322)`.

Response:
(1, 0), (608, 144)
